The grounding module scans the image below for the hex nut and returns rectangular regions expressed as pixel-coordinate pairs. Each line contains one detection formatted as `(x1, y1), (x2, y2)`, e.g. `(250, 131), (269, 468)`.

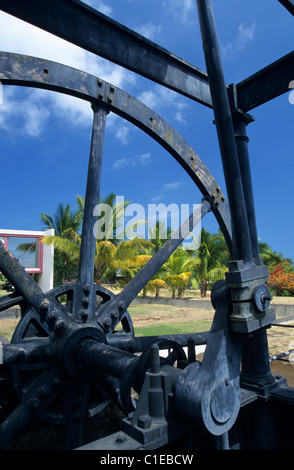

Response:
(115, 433), (127, 444)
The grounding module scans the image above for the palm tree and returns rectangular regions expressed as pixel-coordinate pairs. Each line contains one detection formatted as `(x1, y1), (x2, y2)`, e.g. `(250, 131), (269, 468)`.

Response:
(192, 228), (229, 297)
(42, 194), (153, 285)
(41, 202), (83, 284)
(259, 241), (293, 272)
(147, 221), (172, 251)
(163, 248), (194, 298)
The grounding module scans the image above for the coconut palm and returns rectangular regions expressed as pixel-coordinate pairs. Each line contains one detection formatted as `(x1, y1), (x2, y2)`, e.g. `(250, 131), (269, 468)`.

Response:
(42, 194), (153, 285)
(163, 248), (194, 298)
(40, 202), (83, 284)
(192, 228), (229, 297)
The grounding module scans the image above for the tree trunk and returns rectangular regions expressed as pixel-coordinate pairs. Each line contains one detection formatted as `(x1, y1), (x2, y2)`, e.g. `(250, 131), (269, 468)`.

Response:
(200, 281), (207, 297)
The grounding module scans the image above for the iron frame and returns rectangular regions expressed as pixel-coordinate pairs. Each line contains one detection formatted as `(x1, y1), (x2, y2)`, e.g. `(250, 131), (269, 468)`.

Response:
(0, 0), (293, 451)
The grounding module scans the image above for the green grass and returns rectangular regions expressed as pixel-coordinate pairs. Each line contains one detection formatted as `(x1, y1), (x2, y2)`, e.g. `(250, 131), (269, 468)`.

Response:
(128, 305), (173, 316)
(134, 320), (211, 337)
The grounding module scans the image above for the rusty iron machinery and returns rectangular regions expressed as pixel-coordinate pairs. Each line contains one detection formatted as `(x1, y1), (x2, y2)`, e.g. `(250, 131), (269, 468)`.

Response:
(0, 0), (294, 450)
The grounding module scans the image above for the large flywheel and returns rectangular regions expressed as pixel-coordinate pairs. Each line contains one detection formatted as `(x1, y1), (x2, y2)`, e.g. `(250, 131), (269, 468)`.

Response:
(0, 52), (231, 449)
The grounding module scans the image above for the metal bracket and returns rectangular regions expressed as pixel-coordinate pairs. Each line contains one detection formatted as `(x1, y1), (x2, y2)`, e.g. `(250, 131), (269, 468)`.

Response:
(175, 280), (242, 436)
(226, 260), (276, 333)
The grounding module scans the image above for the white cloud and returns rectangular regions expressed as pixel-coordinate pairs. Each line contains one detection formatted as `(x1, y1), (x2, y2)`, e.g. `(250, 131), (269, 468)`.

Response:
(115, 125), (130, 145)
(221, 21), (256, 59)
(135, 22), (162, 42)
(0, 11), (136, 135)
(175, 112), (187, 125)
(163, 180), (184, 190)
(163, 0), (194, 24)
(113, 158), (129, 170)
(138, 85), (189, 122)
(0, 88), (50, 137)
(113, 152), (151, 169)
(152, 195), (163, 202)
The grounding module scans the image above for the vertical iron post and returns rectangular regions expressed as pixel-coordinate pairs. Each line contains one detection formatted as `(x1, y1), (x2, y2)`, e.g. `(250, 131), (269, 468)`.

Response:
(74, 103), (108, 321)
(233, 113), (259, 259)
(195, 0), (253, 263)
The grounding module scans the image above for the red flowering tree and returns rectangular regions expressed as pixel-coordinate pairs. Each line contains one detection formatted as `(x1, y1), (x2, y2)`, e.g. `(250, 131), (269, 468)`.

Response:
(268, 261), (294, 296)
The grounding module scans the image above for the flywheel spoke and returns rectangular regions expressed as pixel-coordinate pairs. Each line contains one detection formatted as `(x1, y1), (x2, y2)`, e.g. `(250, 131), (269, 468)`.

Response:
(96, 198), (211, 331)
(73, 103), (108, 322)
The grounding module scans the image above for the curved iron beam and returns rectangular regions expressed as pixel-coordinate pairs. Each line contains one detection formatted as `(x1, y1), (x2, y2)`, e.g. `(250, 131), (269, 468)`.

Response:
(0, 52), (232, 252)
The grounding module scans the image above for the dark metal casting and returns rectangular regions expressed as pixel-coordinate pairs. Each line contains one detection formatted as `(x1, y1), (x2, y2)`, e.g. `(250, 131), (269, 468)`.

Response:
(0, 0), (293, 451)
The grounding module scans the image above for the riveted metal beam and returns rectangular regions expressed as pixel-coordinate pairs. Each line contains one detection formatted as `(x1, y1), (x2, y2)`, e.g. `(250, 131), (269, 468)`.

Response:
(236, 51), (294, 112)
(0, 0), (212, 108)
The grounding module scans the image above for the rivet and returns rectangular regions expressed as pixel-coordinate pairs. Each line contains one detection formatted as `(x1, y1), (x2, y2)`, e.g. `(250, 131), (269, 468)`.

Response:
(118, 301), (125, 311)
(98, 92), (103, 100)
(98, 79), (103, 87)
(110, 85), (115, 93)
(107, 96), (113, 103)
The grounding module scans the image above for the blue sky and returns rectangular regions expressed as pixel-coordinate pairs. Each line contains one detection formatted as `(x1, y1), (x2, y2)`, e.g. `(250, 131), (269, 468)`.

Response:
(0, 1), (293, 259)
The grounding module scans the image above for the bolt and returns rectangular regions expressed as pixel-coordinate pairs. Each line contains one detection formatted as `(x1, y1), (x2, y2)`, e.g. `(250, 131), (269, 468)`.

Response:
(138, 415), (151, 429)
(151, 343), (160, 374)
(107, 96), (113, 103)
(82, 297), (89, 306)
(110, 85), (115, 93)
(81, 310), (89, 322)
(54, 319), (65, 333)
(111, 311), (118, 320)
(103, 318), (111, 331)
(40, 299), (50, 314)
(83, 284), (91, 294)
(115, 433), (127, 444)
(261, 294), (272, 303)
(98, 92), (103, 100)
(48, 310), (57, 321)
(118, 301), (125, 311)
(98, 79), (103, 87)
